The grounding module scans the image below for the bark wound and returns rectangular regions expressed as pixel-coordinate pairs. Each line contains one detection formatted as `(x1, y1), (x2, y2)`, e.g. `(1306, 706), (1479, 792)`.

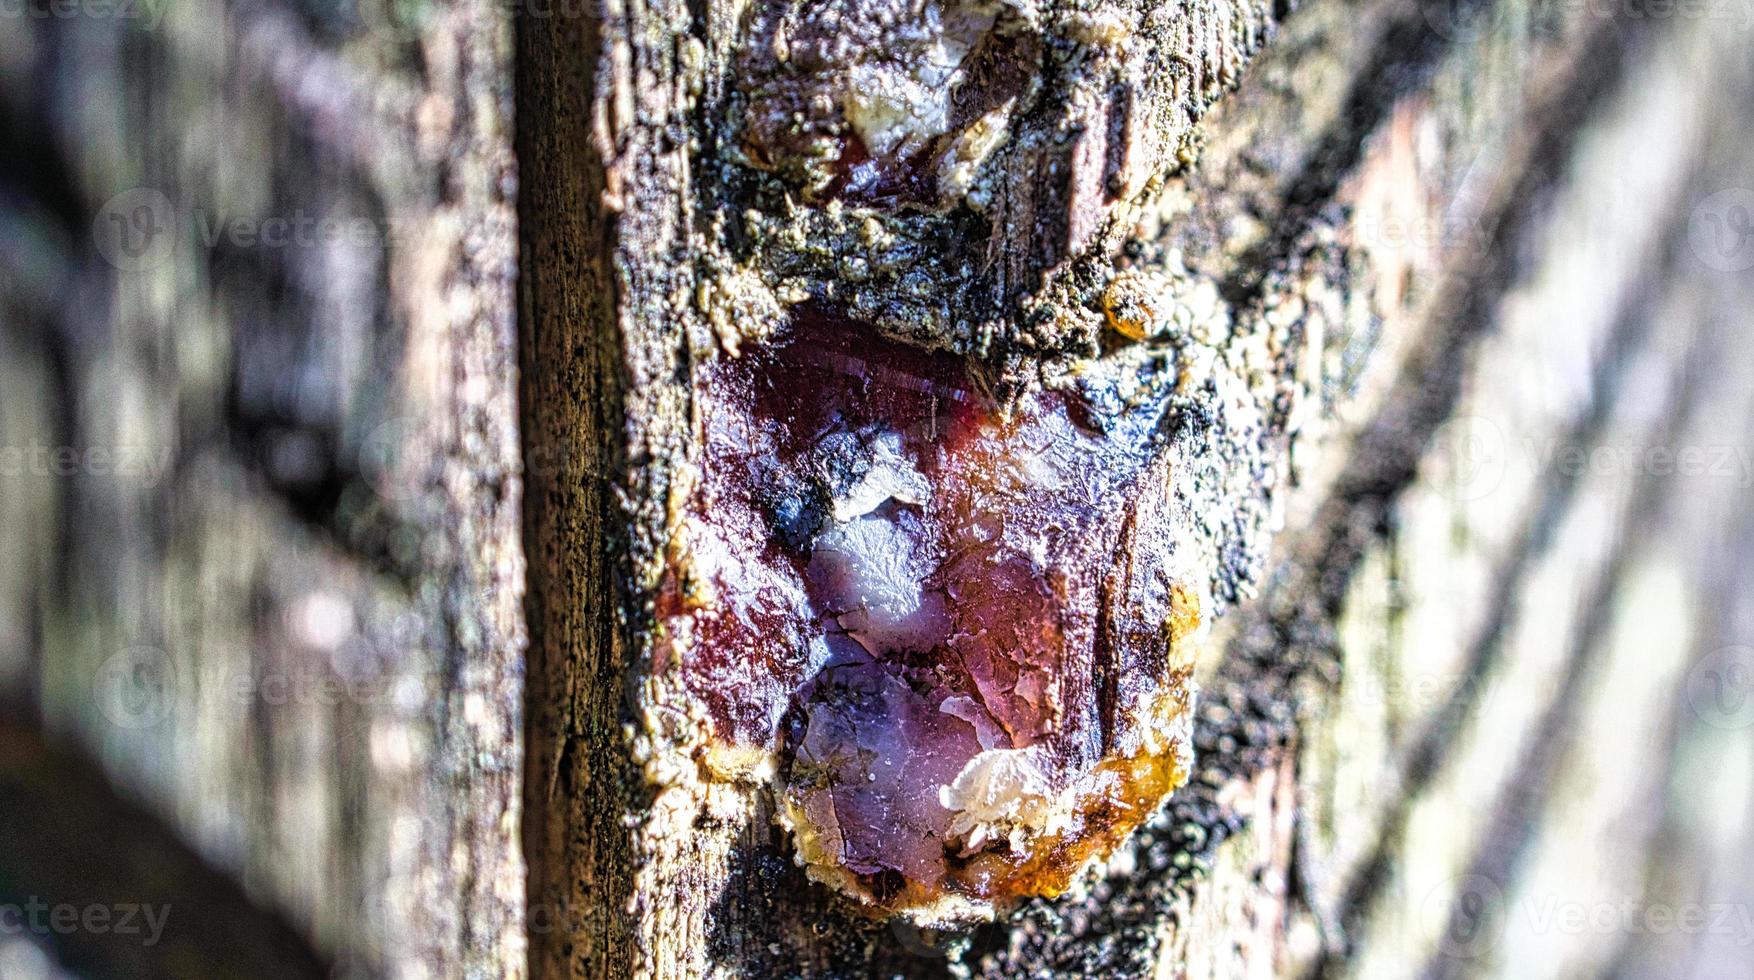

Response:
(581, 0), (1287, 955)
(725, 0), (1276, 379)
(658, 311), (1208, 923)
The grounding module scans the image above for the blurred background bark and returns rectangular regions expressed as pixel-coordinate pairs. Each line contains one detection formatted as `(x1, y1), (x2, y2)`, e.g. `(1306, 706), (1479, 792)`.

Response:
(0, 1), (524, 976)
(2, 0), (1753, 978)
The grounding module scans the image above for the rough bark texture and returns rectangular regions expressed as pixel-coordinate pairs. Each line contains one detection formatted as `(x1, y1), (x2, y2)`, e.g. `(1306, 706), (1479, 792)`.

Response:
(516, 0), (1298, 973)
(4, 0), (1751, 977)
(0, 2), (525, 977)
(518, 0), (1754, 976)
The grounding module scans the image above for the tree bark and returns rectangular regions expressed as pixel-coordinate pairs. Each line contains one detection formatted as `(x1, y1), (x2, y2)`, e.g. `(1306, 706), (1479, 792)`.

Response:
(5, 0), (1753, 977)
(1, 2), (525, 976)
(515, 0), (1754, 976)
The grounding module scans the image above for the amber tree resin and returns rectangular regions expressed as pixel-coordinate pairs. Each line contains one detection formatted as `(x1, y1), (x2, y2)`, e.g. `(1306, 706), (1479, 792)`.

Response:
(654, 310), (1231, 924)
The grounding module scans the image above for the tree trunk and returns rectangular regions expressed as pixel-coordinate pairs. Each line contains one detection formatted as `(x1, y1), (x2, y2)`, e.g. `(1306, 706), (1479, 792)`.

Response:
(1, 2), (524, 976)
(4, 0), (1752, 977)
(515, 0), (1754, 975)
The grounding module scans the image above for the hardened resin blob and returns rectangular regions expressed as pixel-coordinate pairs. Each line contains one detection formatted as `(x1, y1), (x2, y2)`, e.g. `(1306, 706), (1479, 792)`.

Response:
(655, 310), (1206, 924)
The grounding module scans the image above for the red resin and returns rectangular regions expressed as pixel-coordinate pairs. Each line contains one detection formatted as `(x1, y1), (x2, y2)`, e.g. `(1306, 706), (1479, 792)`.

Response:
(658, 311), (1195, 916)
